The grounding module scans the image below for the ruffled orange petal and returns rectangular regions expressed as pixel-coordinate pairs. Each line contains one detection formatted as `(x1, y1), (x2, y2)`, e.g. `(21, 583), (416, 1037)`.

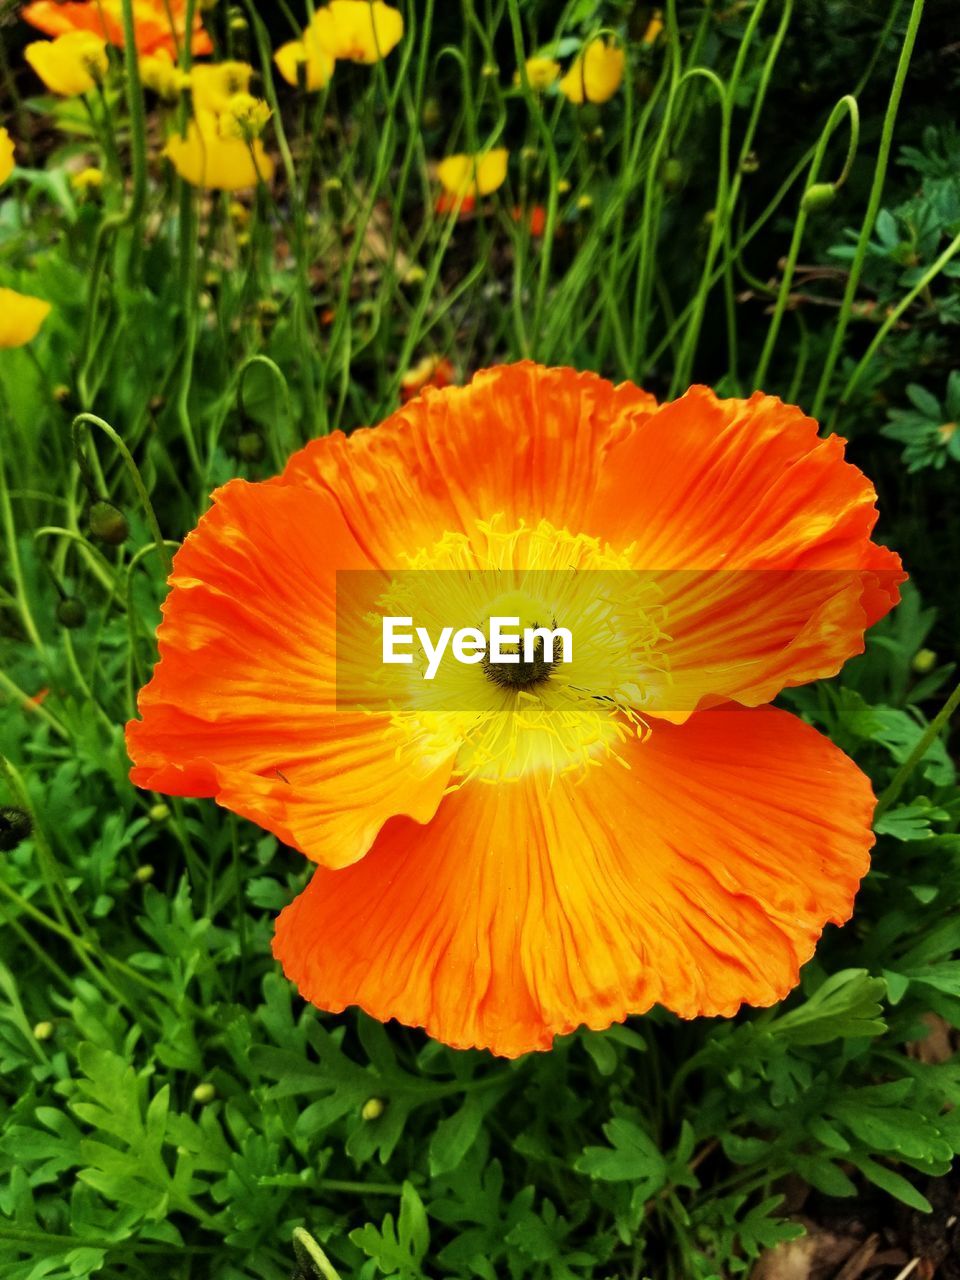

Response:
(276, 362), (658, 564)
(126, 480), (454, 868)
(585, 386), (904, 719)
(273, 704), (874, 1057)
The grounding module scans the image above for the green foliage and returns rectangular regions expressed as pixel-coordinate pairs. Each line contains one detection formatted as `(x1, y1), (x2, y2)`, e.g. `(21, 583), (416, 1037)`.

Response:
(2, 1), (959, 1278)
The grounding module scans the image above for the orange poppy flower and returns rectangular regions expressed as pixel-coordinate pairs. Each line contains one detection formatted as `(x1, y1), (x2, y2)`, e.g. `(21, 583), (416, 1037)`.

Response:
(512, 204), (547, 236)
(127, 363), (904, 1058)
(21, 0), (212, 58)
(434, 190), (475, 218)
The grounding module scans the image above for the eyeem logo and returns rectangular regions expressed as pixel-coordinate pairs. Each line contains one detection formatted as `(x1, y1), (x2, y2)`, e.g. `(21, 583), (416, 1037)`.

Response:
(382, 616), (573, 681)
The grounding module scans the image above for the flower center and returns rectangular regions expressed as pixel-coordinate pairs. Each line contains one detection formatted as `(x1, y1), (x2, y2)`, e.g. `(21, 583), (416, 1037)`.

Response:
(362, 518), (666, 784)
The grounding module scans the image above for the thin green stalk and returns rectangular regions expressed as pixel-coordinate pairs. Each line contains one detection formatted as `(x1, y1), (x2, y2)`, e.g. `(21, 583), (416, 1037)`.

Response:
(506, 0), (560, 355)
(753, 95), (860, 391)
(72, 415), (172, 575)
(834, 225), (960, 416)
(0, 668), (69, 740)
(0, 435), (43, 653)
(874, 679), (960, 819)
(810, 0), (926, 420)
(76, 0), (149, 404)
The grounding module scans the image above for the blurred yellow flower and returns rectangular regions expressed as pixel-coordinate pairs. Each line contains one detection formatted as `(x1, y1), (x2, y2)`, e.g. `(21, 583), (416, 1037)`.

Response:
(219, 93), (271, 142)
(0, 128), (14, 185)
(274, 27), (335, 91)
(24, 31), (108, 97)
(437, 149), (509, 200)
(0, 288), (52, 348)
(643, 10), (665, 45)
(312, 1), (403, 64)
(559, 38), (625, 105)
(140, 53), (188, 101)
(164, 110), (274, 190)
(190, 61), (254, 114)
(71, 166), (103, 192)
(515, 56), (560, 91)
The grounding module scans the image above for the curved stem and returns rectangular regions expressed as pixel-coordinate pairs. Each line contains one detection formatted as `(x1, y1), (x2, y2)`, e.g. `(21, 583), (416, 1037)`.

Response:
(72, 414), (172, 576)
(753, 95), (859, 390)
(810, 0), (926, 420)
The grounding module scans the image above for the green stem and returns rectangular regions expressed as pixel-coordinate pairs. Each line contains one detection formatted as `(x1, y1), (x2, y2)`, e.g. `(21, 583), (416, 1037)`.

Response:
(874, 679), (960, 819)
(810, 0), (925, 420)
(833, 226), (960, 416)
(76, 0), (149, 403)
(72, 415), (172, 576)
(0, 434), (43, 653)
(753, 95), (859, 390)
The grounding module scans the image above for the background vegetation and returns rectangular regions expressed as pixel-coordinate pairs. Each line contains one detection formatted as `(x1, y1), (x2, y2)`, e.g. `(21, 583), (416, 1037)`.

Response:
(1, 1), (959, 1277)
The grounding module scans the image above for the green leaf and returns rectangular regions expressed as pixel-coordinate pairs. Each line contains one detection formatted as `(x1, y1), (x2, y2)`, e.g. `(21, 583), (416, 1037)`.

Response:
(350, 1182), (430, 1279)
(429, 1095), (485, 1177)
(771, 970), (887, 1044)
(852, 1157), (932, 1212)
(576, 1119), (668, 1197)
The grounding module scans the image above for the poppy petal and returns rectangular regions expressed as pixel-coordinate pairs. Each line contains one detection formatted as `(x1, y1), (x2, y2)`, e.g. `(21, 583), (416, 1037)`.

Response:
(586, 386), (905, 719)
(126, 480), (455, 868)
(273, 704), (874, 1057)
(277, 362), (657, 564)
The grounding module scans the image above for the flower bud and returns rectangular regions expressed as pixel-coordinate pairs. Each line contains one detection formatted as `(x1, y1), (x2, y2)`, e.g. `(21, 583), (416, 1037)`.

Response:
(148, 802), (170, 823)
(740, 150), (760, 175)
(912, 648), (937, 675)
(88, 500), (129, 546)
(193, 1081), (217, 1104)
(33, 1020), (54, 1041)
(135, 863), (156, 883)
(659, 157), (685, 192)
(56, 597), (87, 629)
(0, 807), (32, 853)
(361, 1096), (386, 1121)
(237, 431), (265, 463)
(323, 177), (345, 222)
(421, 98), (441, 130)
(256, 298), (280, 335)
(54, 384), (80, 415)
(800, 182), (836, 214)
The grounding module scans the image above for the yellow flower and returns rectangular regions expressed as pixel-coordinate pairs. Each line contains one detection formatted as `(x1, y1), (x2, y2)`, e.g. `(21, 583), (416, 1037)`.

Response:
(559, 38), (625, 105)
(71, 166), (103, 193)
(436, 149), (509, 200)
(0, 128), (14, 185)
(140, 53), (188, 102)
(311, 1), (403, 64)
(24, 32), (109, 97)
(515, 56), (560, 91)
(274, 24), (336, 91)
(190, 61), (254, 114)
(219, 93), (271, 142)
(0, 288), (52, 348)
(164, 110), (274, 190)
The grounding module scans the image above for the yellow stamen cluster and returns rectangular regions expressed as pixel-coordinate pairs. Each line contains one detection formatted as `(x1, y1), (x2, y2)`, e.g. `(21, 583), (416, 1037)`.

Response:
(347, 519), (668, 787)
